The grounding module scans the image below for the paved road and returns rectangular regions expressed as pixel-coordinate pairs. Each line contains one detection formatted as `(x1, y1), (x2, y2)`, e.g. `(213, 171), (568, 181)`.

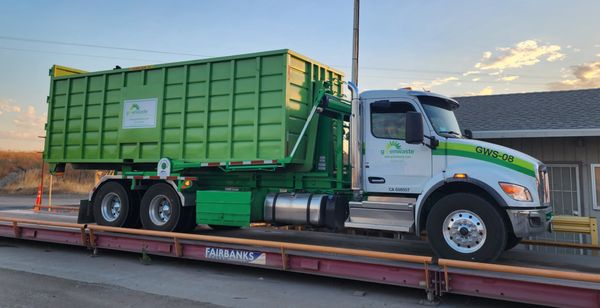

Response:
(0, 195), (534, 307)
(0, 194), (82, 223)
(0, 194), (84, 209)
(0, 266), (219, 308)
(0, 238), (530, 308)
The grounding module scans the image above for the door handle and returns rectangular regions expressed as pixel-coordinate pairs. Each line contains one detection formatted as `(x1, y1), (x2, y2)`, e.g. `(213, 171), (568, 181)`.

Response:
(368, 177), (386, 184)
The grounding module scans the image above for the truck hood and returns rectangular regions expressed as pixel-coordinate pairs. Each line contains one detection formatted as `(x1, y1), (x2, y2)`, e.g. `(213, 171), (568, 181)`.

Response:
(439, 138), (541, 178)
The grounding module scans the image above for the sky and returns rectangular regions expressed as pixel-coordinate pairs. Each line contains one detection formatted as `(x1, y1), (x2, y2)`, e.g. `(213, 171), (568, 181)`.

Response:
(1, 0), (600, 151)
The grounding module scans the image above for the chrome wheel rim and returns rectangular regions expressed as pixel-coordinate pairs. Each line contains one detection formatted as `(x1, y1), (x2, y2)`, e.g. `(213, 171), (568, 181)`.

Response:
(100, 192), (122, 222)
(149, 195), (172, 226)
(442, 210), (486, 253)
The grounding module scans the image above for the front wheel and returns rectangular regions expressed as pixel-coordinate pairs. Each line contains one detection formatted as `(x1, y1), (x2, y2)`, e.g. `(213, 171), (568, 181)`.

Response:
(426, 193), (507, 262)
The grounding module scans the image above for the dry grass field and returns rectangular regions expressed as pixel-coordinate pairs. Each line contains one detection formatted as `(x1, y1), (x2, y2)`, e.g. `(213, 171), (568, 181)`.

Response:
(0, 151), (95, 194)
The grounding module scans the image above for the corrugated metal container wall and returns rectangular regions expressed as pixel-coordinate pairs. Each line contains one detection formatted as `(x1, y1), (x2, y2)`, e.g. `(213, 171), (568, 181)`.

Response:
(43, 50), (343, 167)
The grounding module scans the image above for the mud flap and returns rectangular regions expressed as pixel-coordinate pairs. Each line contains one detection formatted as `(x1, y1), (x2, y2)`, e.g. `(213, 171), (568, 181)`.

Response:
(77, 199), (95, 224)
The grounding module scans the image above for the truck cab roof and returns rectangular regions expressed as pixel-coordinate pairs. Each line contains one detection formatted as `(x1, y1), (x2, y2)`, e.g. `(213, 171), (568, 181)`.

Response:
(360, 89), (460, 108)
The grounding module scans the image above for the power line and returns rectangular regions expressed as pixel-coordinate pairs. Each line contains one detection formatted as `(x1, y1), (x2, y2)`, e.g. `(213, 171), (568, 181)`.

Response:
(1, 35), (561, 81)
(0, 42), (557, 87)
(0, 35), (212, 58)
(332, 64), (559, 80)
(359, 74), (546, 86)
(0, 46), (550, 87)
(0, 46), (159, 63)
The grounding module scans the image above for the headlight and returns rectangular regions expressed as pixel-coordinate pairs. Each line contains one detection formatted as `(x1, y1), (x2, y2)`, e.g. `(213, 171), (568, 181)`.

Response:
(499, 182), (533, 202)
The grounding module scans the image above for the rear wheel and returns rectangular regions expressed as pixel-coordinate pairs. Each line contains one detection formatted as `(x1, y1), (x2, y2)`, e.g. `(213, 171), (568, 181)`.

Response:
(93, 181), (138, 227)
(426, 193), (507, 262)
(140, 183), (195, 232)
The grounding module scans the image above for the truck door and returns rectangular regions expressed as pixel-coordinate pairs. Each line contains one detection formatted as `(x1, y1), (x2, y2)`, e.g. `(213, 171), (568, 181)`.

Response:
(363, 99), (432, 194)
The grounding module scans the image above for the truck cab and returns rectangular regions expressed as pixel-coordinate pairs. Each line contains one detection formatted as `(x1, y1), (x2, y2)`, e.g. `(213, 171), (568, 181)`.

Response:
(344, 86), (552, 261)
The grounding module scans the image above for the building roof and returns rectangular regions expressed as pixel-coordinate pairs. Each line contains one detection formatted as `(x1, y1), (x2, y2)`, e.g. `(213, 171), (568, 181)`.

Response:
(454, 88), (600, 139)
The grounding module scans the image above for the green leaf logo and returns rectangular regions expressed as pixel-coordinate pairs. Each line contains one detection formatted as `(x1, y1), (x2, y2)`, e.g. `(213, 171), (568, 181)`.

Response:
(381, 140), (414, 156)
(126, 103), (143, 116)
(386, 141), (402, 150)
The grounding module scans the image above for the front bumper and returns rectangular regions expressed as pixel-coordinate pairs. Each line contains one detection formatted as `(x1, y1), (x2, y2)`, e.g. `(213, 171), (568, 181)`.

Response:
(506, 206), (553, 238)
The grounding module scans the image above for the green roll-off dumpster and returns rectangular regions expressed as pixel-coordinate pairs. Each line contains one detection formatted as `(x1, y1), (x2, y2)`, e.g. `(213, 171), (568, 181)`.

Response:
(44, 49), (343, 170)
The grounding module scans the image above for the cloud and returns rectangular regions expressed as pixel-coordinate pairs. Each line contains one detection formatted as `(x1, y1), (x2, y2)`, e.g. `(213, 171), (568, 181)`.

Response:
(0, 105), (46, 141)
(462, 86), (495, 96)
(408, 76), (459, 90)
(499, 75), (520, 81)
(475, 40), (565, 71)
(0, 99), (22, 115)
(548, 55), (600, 90)
(478, 86), (494, 95)
(471, 78), (480, 82)
(462, 70), (480, 76)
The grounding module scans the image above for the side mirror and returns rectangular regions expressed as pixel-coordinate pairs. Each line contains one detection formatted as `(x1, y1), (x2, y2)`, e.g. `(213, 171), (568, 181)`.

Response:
(464, 129), (473, 139)
(405, 111), (424, 144)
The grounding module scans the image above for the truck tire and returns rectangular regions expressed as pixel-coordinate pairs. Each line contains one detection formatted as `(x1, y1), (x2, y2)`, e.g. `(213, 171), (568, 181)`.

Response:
(140, 183), (195, 232)
(93, 181), (138, 228)
(426, 193), (507, 262)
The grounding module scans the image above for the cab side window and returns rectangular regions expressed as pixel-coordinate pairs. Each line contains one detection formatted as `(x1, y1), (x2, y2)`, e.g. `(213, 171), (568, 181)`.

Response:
(371, 101), (415, 140)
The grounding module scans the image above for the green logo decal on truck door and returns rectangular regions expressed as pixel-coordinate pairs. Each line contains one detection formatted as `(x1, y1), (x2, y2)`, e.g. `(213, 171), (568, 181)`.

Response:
(380, 140), (415, 158)
(433, 142), (536, 177)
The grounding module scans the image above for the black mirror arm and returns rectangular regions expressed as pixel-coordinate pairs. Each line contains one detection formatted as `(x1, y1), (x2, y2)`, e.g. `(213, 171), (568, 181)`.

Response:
(423, 135), (439, 150)
(464, 129), (473, 139)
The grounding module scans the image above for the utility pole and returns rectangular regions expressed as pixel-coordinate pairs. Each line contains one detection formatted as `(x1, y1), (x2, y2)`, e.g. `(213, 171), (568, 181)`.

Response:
(351, 0), (359, 86)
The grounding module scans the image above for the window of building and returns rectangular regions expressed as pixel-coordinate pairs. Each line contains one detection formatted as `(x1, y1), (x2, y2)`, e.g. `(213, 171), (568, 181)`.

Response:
(592, 164), (600, 210)
(370, 101), (414, 140)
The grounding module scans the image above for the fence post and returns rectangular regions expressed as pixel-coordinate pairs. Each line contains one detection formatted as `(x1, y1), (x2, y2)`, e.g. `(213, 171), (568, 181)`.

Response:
(591, 219), (598, 256)
(34, 158), (45, 211)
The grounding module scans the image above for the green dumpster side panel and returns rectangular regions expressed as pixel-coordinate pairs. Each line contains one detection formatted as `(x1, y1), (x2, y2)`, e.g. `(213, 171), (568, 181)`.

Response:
(43, 49), (344, 168)
(196, 190), (252, 226)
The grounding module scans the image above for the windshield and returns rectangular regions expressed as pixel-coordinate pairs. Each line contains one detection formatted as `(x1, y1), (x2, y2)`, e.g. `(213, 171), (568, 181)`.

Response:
(418, 96), (462, 138)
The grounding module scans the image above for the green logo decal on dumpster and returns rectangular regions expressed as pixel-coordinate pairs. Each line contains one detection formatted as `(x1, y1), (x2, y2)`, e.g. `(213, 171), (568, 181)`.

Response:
(122, 98), (157, 129)
(127, 103), (141, 115)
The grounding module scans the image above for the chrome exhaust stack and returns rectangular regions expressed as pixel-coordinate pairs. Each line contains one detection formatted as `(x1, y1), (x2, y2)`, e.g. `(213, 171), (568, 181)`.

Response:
(347, 82), (362, 196)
